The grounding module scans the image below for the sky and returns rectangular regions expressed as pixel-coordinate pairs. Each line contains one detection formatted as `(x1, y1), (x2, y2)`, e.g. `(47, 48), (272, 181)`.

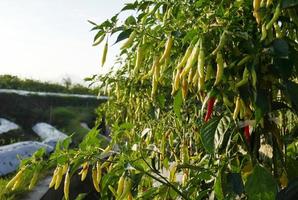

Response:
(0, 0), (133, 85)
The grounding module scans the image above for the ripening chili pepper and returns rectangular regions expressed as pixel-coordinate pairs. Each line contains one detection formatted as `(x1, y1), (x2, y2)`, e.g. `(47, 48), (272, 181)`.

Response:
(29, 171), (39, 190)
(133, 45), (144, 76)
(233, 97), (241, 120)
(119, 178), (132, 199)
(121, 31), (136, 49)
(253, 0), (261, 24)
(117, 175), (125, 196)
(6, 167), (26, 189)
(64, 169), (70, 200)
(159, 35), (173, 64)
(49, 167), (58, 188)
(55, 166), (63, 190)
(93, 34), (106, 46)
(204, 97), (216, 122)
(92, 167), (100, 192)
(176, 44), (193, 70)
(266, 4), (281, 30)
(80, 162), (89, 182)
(101, 41), (108, 67)
(96, 162), (102, 183)
(198, 38), (205, 79)
(244, 125), (251, 144)
(214, 52), (224, 86)
(260, 23), (267, 41)
(180, 39), (200, 78)
(211, 31), (227, 55)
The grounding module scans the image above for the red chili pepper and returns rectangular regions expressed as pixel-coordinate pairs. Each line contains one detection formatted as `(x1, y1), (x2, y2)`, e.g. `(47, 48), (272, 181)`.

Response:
(244, 125), (250, 144)
(204, 97), (216, 122)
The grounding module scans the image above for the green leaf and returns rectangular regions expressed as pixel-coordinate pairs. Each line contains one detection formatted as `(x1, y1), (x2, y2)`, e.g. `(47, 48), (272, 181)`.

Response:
(87, 20), (97, 26)
(245, 165), (278, 200)
(271, 39), (289, 58)
(200, 116), (231, 154)
(282, 0), (298, 8)
(121, 2), (138, 11)
(125, 16), (137, 26)
(214, 169), (225, 200)
(173, 90), (183, 120)
(285, 81), (298, 112)
(255, 89), (270, 122)
(114, 29), (133, 44)
(226, 173), (244, 195)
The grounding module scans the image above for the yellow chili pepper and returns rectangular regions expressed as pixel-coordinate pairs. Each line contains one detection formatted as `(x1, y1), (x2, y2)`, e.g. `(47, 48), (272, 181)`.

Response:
(121, 31), (136, 50)
(29, 171), (39, 190)
(116, 175), (125, 197)
(55, 166), (64, 190)
(92, 167), (100, 192)
(6, 167), (26, 189)
(64, 169), (70, 200)
(101, 41), (108, 67)
(214, 52), (224, 86)
(159, 35), (174, 64)
(233, 97), (241, 120)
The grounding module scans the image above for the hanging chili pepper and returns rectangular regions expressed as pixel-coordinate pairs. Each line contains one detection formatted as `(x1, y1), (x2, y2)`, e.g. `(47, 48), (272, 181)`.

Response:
(204, 97), (216, 122)
(244, 125), (250, 144)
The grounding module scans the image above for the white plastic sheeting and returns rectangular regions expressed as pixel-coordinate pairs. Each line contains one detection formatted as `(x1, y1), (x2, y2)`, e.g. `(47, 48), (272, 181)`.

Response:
(32, 122), (68, 142)
(0, 118), (19, 134)
(0, 89), (108, 100)
(0, 141), (53, 176)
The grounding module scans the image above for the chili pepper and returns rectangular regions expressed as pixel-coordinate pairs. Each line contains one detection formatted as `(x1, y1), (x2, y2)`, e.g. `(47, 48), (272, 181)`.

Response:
(6, 167), (26, 189)
(116, 175), (125, 196)
(121, 31), (136, 49)
(211, 31), (227, 55)
(237, 55), (252, 67)
(171, 69), (181, 95)
(198, 76), (205, 91)
(253, 0), (261, 24)
(214, 52), (224, 86)
(80, 162), (89, 182)
(266, 0), (272, 7)
(260, 23), (267, 41)
(244, 125), (251, 144)
(159, 35), (173, 64)
(101, 41), (108, 67)
(204, 97), (216, 122)
(251, 67), (257, 89)
(12, 179), (21, 191)
(176, 44), (193, 70)
(181, 78), (188, 101)
(198, 38), (205, 79)
(180, 39), (200, 78)
(266, 4), (281, 30)
(133, 45), (144, 76)
(96, 161), (102, 183)
(92, 167), (100, 192)
(205, 63), (213, 81)
(119, 178), (132, 199)
(233, 97), (241, 120)
(55, 166), (63, 190)
(235, 67), (249, 88)
(29, 171), (39, 190)
(64, 169), (70, 200)
(93, 34), (106, 46)
(62, 163), (69, 175)
(49, 167), (58, 188)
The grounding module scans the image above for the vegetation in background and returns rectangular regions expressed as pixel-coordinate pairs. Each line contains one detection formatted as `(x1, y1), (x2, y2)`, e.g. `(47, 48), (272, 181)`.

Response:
(0, 75), (97, 95)
(5, 0), (298, 199)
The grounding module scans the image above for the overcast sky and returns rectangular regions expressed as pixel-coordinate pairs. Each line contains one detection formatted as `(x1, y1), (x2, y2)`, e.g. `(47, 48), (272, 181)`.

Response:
(0, 0), (133, 84)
